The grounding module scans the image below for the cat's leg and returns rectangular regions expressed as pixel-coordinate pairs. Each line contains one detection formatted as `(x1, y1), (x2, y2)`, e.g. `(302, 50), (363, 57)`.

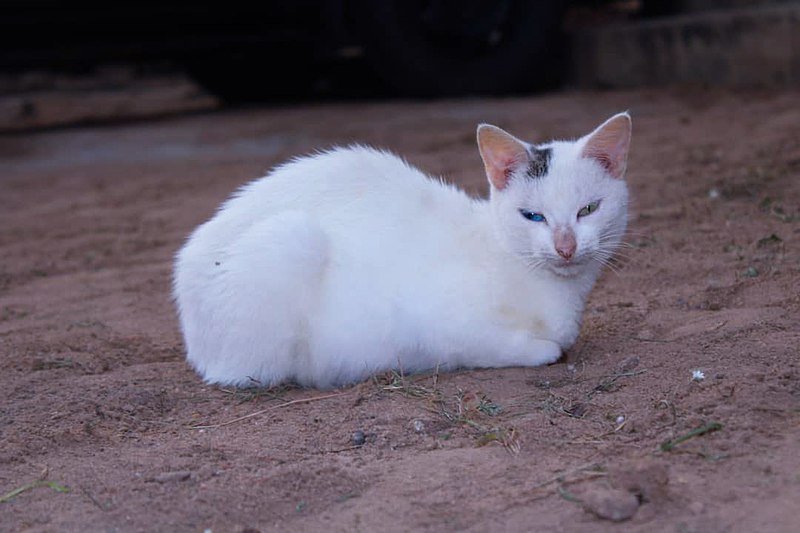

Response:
(195, 211), (329, 386)
(302, 289), (397, 388)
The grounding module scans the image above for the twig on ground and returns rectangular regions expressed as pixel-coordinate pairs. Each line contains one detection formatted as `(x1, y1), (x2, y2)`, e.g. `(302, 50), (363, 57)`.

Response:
(660, 421), (723, 452)
(80, 485), (109, 511)
(219, 385), (292, 404)
(0, 480), (69, 504)
(322, 445), (364, 454)
(191, 392), (344, 429)
(588, 369), (648, 397)
(557, 485), (584, 504)
(529, 462), (605, 491)
(628, 336), (672, 343)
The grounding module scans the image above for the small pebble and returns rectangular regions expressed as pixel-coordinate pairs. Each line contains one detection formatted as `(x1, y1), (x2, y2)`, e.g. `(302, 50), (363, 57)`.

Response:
(582, 487), (640, 522)
(616, 415), (625, 425)
(153, 471), (191, 483)
(412, 420), (425, 434)
(741, 266), (759, 278)
(689, 501), (705, 514)
(619, 355), (640, 373)
(351, 430), (366, 446)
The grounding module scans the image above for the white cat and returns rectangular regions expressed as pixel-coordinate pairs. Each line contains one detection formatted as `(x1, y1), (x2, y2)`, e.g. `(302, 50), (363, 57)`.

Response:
(173, 113), (631, 389)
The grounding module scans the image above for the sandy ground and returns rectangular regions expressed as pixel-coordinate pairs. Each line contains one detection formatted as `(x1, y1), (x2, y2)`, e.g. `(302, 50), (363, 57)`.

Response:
(1, 88), (799, 532)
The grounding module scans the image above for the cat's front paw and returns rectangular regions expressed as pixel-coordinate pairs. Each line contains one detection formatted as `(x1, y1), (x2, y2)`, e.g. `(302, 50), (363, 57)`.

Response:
(527, 338), (562, 366)
(491, 332), (562, 368)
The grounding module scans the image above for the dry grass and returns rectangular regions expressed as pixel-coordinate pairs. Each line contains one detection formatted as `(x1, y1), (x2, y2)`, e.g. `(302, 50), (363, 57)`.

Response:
(377, 368), (522, 454)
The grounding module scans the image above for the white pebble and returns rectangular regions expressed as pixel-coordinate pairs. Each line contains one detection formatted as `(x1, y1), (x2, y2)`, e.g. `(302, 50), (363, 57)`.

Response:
(615, 415), (625, 425)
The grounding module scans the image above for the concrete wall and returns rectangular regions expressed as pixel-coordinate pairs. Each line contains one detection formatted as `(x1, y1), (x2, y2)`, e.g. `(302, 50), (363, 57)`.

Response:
(571, 2), (800, 88)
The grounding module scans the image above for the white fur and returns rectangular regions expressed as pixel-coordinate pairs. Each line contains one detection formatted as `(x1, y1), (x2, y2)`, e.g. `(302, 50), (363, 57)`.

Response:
(173, 115), (631, 389)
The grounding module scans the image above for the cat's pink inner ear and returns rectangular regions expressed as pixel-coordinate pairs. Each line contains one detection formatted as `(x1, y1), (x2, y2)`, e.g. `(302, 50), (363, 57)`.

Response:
(581, 113), (632, 180)
(477, 124), (530, 190)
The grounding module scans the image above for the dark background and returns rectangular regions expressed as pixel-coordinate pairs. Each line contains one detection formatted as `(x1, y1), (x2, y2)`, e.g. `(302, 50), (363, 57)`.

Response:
(2, 0), (796, 132)
(1, 1), (655, 102)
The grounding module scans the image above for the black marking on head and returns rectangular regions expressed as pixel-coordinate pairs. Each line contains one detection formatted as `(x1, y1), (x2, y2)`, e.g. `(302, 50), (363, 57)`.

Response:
(526, 147), (552, 179)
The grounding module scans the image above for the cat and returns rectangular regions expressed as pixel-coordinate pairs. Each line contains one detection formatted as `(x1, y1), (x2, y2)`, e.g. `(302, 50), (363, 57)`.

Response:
(173, 112), (631, 389)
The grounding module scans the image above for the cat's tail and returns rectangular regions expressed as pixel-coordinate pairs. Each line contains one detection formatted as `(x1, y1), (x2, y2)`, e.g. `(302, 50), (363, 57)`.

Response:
(175, 210), (330, 387)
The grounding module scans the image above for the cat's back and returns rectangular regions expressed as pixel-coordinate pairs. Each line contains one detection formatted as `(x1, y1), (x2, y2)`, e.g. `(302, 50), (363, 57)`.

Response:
(235, 145), (438, 213)
(185, 145), (469, 255)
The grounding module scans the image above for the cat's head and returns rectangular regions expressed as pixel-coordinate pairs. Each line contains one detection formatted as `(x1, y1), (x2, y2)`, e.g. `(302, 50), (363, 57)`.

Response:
(477, 113), (631, 278)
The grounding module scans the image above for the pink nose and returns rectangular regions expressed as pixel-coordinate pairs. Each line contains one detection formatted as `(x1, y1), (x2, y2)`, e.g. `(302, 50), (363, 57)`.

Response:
(557, 244), (575, 260)
(554, 228), (577, 261)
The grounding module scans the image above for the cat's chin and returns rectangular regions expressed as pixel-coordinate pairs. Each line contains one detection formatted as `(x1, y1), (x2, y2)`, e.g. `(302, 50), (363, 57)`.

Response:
(548, 262), (588, 278)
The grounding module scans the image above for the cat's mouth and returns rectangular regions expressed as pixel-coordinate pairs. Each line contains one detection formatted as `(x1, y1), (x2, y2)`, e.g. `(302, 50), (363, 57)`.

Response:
(548, 259), (587, 277)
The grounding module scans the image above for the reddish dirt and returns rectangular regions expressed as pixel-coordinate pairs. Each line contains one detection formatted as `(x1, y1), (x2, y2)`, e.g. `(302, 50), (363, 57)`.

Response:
(1, 88), (799, 532)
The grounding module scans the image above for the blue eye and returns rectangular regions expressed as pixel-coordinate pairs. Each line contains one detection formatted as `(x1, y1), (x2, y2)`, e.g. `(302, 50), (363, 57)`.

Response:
(520, 209), (546, 223)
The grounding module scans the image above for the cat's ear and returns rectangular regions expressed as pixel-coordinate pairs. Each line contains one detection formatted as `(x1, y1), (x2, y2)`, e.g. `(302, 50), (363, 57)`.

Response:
(477, 124), (530, 190)
(581, 112), (632, 180)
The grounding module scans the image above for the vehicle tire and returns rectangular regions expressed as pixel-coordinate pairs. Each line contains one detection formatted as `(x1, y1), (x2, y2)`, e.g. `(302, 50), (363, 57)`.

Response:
(350, 0), (569, 97)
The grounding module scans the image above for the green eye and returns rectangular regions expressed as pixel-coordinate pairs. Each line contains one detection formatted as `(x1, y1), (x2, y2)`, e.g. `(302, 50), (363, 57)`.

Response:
(577, 201), (600, 218)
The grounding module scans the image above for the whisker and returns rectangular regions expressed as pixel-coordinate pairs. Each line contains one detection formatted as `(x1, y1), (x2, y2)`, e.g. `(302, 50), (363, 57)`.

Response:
(593, 256), (624, 275)
(593, 246), (641, 271)
(599, 250), (631, 260)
